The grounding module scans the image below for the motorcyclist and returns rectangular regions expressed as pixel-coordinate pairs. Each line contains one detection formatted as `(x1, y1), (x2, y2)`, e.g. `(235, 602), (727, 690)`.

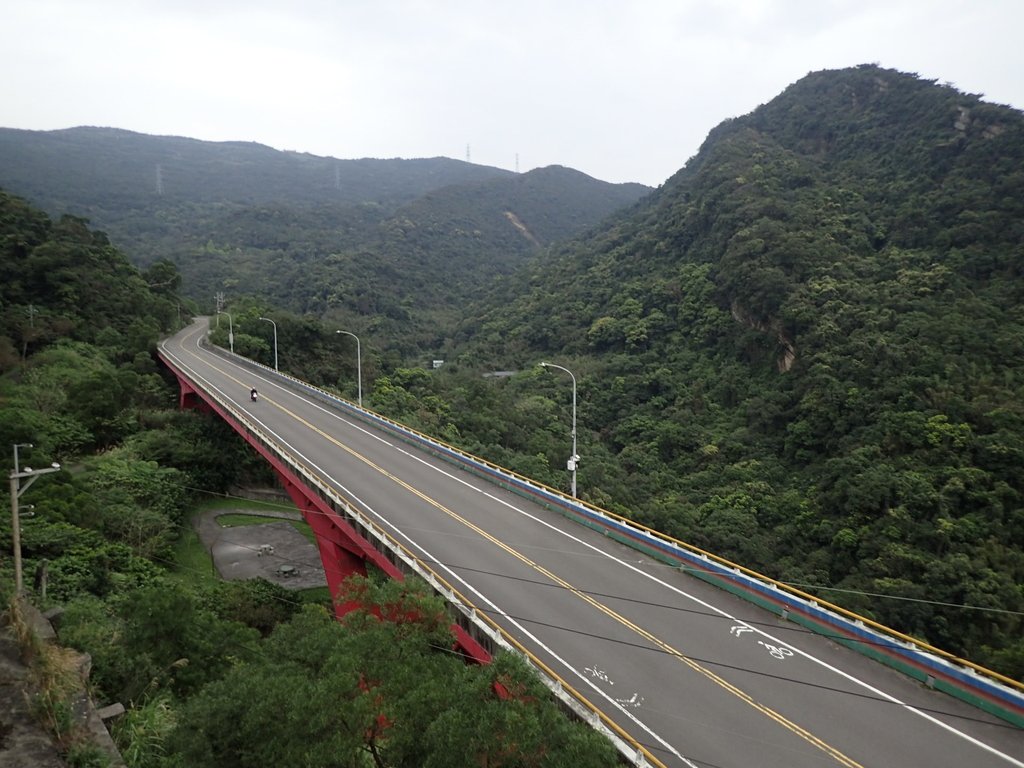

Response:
(250, 387), (258, 402)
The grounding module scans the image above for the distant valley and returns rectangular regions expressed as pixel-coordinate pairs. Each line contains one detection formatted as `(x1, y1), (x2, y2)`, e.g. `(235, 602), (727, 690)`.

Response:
(0, 125), (651, 348)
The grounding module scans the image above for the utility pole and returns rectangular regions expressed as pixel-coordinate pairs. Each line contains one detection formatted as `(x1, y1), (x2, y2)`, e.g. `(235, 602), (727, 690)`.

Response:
(9, 444), (61, 595)
(217, 311), (234, 354)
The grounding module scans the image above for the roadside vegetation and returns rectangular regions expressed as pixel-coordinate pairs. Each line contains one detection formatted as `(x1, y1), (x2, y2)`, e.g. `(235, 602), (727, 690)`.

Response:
(3, 63), (1024, 764)
(0, 189), (618, 766)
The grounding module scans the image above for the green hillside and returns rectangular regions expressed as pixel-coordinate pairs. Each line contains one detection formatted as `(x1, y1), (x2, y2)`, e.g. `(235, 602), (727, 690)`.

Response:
(0, 127), (651, 351)
(0, 190), (618, 768)
(381, 65), (1024, 675)
(2, 64), (1020, 680)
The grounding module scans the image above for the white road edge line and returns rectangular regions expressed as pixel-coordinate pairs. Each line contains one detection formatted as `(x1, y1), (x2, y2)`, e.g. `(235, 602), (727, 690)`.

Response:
(167, 329), (1021, 767)
(162, 335), (690, 765)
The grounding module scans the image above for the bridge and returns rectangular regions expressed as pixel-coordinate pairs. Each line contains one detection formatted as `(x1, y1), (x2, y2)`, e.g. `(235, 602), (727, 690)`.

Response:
(159, 318), (1024, 768)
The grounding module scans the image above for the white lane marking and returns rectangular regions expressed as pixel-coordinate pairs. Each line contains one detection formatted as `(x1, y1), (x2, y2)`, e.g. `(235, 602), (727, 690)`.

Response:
(352, 423), (1024, 766)
(324, 477), (688, 764)
(161, 334), (689, 765)
(167, 331), (1022, 767)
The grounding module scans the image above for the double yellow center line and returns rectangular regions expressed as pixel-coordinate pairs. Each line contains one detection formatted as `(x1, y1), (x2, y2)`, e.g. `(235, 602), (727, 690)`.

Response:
(191, 343), (864, 768)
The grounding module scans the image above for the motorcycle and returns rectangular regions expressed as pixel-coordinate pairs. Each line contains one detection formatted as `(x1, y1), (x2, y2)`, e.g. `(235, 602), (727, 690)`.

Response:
(250, 388), (258, 402)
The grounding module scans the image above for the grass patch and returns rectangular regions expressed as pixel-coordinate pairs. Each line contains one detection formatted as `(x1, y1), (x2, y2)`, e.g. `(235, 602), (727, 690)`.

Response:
(170, 525), (217, 586)
(297, 586), (333, 607)
(217, 513), (288, 527)
(5, 597), (105, 762)
(196, 496), (295, 514)
(171, 496), (317, 585)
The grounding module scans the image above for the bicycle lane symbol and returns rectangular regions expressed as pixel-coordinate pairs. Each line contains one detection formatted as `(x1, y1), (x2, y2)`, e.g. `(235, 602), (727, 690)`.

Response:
(584, 666), (614, 685)
(758, 641), (794, 660)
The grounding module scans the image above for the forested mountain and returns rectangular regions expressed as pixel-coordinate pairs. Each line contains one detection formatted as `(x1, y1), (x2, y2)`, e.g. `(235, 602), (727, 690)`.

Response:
(0, 191), (617, 767)
(151, 164), (649, 352)
(0, 191), (180, 373)
(0, 126), (511, 208)
(0, 127), (651, 352)
(367, 65), (1024, 676)
(3, 64), (1021, 684)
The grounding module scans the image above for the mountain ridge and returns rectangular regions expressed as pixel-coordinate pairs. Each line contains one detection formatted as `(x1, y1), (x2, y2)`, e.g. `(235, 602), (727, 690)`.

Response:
(430, 65), (1024, 673)
(0, 126), (652, 349)
(0, 124), (517, 209)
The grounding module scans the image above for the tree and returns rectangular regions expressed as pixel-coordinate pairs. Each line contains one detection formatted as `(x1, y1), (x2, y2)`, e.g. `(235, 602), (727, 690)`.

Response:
(117, 580), (261, 700)
(171, 578), (618, 768)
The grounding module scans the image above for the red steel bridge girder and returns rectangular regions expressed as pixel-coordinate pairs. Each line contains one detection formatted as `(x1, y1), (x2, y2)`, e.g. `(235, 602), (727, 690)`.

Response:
(164, 362), (493, 664)
(176, 375), (211, 413)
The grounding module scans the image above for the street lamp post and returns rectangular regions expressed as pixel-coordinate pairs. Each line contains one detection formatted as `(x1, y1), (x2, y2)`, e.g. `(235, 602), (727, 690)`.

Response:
(539, 362), (579, 498)
(217, 311), (234, 354)
(9, 444), (61, 595)
(335, 330), (362, 408)
(258, 316), (278, 371)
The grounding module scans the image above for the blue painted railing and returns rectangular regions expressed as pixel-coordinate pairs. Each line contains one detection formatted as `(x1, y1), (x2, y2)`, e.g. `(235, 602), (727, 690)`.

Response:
(211, 342), (1024, 727)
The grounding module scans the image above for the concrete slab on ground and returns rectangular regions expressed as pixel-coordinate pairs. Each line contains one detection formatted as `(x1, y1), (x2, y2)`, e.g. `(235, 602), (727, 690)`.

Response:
(193, 509), (327, 591)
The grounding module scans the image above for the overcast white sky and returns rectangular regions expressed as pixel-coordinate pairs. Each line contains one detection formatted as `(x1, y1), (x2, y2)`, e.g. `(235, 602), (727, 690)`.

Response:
(2, 0), (1021, 186)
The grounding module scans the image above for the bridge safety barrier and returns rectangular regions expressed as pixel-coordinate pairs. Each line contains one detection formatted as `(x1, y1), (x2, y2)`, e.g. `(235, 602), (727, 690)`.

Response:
(197, 341), (1024, 729)
(161, 338), (665, 768)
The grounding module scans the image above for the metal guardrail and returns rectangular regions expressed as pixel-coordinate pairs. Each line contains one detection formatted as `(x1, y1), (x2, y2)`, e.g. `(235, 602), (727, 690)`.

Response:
(199, 342), (1024, 728)
(160, 340), (665, 767)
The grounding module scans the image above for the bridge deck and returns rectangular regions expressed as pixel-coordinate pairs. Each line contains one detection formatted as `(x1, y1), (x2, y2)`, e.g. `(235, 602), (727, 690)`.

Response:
(160, 319), (1023, 768)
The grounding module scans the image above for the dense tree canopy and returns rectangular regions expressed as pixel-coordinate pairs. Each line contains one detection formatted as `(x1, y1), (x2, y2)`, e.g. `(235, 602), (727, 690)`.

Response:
(193, 67), (1024, 678)
(0, 131), (649, 357)
(374, 66), (1024, 677)
(172, 579), (618, 768)
(0, 190), (622, 766)
(2, 65), (1023, 768)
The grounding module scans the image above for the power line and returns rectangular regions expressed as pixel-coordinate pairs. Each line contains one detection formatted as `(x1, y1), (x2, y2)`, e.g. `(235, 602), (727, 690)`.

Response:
(33, 478), (1011, 742)
(152, 499), (1022, 734)
(186, 485), (1024, 619)
(777, 581), (1024, 616)
(25, 493), (1008, 768)
(150, 524), (1019, 768)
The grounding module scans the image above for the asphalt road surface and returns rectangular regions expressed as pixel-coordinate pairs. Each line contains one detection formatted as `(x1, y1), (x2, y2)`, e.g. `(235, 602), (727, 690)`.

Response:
(161, 319), (1024, 768)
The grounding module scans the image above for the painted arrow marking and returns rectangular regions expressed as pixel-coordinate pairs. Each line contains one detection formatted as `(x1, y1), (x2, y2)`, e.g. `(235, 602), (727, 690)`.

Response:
(730, 624), (754, 638)
(615, 692), (645, 708)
